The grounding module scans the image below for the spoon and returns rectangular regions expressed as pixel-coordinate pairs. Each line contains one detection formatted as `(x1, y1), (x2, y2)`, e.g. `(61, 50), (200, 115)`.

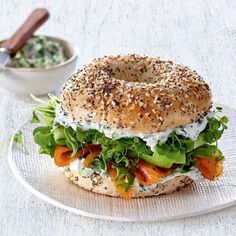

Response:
(0, 8), (49, 67)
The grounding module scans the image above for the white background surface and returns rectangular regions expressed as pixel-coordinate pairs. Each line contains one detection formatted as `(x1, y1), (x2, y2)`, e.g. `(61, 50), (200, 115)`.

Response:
(0, 0), (236, 235)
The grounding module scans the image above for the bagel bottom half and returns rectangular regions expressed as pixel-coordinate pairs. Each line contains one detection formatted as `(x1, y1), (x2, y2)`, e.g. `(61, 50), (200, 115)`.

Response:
(63, 167), (194, 198)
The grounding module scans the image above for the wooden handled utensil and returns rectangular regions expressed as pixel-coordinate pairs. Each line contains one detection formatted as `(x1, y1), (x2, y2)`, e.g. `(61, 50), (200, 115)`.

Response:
(0, 8), (49, 66)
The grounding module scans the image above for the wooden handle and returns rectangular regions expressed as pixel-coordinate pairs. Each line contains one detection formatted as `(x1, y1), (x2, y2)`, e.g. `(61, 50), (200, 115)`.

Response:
(1, 8), (49, 56)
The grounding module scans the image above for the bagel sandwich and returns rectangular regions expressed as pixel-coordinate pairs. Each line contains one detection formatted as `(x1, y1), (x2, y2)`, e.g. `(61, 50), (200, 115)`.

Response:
(32, 54), (229, 199)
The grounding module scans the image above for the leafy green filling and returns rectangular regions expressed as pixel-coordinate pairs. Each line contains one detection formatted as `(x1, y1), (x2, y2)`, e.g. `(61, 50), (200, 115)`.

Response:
(31, 95), (229, 191)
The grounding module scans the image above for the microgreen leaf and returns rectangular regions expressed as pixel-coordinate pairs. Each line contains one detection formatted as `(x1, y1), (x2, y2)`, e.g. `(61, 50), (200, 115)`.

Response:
(191, 144), (217, 158)
(221, 116), (229, 124)
(30, 111), (40, 123)
(13, 130), (23, 144)
(112, 165), (135, 192)
(200, 108), (229, 145)
(13, 130), (29, 154)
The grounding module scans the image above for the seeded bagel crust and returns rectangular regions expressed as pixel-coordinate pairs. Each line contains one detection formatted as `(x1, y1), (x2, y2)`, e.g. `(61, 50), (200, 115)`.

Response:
(63, 168), (193, 198)
(60, 54), (212, 133)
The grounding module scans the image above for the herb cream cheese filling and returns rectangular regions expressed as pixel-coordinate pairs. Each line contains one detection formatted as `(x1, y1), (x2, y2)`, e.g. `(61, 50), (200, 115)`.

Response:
(64, 157), (201, 189)
(55, 104), (210, 151)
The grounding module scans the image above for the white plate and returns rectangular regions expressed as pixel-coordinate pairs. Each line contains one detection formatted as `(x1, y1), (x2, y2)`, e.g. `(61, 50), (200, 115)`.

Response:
(8, 105), (236, 222)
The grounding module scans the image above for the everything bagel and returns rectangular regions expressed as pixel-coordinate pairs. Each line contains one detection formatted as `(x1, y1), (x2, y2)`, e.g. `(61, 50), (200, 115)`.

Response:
(61, 54), (212, 133)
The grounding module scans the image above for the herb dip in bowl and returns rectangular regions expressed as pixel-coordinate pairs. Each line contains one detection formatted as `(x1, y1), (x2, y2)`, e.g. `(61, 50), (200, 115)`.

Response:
(0, 35), (78, 95)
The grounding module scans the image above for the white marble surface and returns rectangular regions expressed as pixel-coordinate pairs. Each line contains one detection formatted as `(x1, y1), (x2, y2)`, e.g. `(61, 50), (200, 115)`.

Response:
(0, 0), (236, 235)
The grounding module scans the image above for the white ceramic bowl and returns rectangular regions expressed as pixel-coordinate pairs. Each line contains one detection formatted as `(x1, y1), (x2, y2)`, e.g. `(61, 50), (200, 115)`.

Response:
(0, 36), (78, 95)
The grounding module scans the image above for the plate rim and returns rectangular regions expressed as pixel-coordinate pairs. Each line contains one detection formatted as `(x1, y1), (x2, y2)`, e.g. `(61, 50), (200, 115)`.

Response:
(8, 112), (236, 222)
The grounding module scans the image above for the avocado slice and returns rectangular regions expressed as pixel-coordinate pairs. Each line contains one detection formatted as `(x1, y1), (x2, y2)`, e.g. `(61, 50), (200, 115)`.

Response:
(140, 146), (186, 168)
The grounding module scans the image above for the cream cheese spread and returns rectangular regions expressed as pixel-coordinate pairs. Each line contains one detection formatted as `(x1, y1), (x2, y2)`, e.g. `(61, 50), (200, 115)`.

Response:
(55, 105), (210, 151)
(134, 167), (202, 192)
(66, 157), (202, 192)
